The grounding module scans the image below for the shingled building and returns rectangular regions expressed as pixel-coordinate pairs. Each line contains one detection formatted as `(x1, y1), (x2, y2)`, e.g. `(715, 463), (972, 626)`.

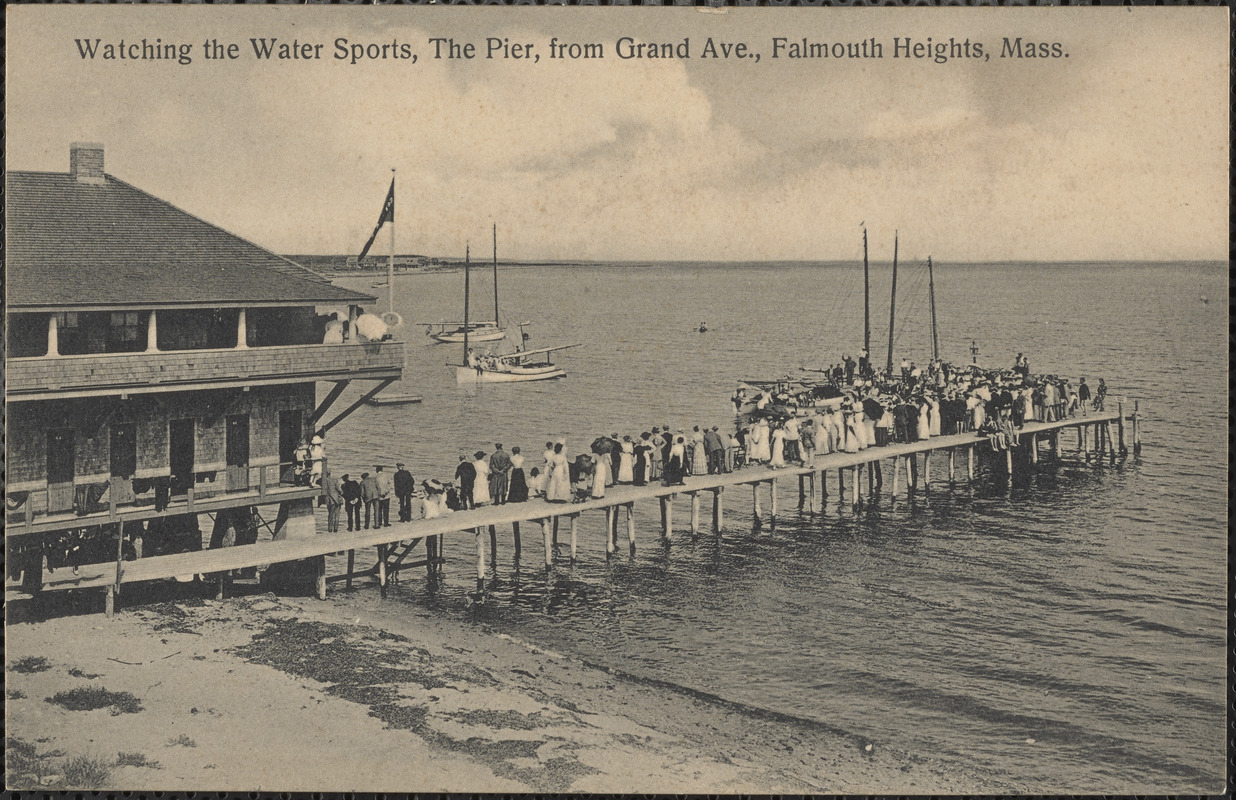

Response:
(6, 143), (404, 594)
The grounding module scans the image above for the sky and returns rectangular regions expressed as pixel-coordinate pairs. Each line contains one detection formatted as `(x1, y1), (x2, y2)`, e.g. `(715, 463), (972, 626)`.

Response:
(5, 6), (1228, 263)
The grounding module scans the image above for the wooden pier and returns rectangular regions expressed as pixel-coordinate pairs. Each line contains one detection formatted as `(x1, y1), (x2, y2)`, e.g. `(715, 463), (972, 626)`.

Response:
(12, 407), (1136, 615)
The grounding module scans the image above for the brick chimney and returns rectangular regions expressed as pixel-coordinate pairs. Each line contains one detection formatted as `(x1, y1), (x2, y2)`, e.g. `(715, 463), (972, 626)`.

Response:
(70, 142), (106, 185)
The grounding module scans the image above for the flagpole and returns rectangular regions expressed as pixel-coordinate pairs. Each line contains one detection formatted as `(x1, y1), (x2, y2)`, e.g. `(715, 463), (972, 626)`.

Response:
(388, 169), (395, 314)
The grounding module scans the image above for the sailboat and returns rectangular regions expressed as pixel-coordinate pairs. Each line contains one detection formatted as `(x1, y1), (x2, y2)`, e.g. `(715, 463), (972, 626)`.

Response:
(447, 232), (579, 384)
(360, 171), (421, 406)
(426, 226), (506, 343)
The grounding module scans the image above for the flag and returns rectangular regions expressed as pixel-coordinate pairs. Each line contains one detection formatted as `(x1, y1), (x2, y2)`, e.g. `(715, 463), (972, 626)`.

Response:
(357, 178), (394, 263)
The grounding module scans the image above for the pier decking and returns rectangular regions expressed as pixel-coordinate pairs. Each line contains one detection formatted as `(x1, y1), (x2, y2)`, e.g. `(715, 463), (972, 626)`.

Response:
(13, 407), (1136, 614)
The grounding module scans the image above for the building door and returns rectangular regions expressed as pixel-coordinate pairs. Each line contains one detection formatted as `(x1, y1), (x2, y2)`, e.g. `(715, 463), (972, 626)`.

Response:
(170, 418), (195, 495)
(279, 410), (303, 484)
(225, 414), (250, 492)
(110, 422), (137, 477)
(46, 429), (76, 514)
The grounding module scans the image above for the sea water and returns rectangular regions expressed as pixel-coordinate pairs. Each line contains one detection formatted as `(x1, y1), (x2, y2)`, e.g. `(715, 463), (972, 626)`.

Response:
(326, 261), (1226, 792)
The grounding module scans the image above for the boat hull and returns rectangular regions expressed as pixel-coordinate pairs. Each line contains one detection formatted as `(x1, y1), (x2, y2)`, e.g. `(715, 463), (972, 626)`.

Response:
(430, 327), (506, 344)
(455, 364), (565, 383)
(364, 393), (422, 406)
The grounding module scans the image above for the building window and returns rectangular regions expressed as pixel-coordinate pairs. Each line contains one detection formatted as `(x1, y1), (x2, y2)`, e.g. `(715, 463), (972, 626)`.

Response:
(109, 311), (143, 352)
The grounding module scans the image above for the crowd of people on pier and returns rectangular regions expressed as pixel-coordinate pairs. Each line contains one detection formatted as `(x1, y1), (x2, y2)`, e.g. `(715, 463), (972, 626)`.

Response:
(313, 352), (1110, 529)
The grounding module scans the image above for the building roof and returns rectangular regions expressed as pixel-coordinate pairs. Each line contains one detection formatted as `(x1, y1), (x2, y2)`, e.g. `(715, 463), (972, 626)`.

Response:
(5, 170), (376, 310)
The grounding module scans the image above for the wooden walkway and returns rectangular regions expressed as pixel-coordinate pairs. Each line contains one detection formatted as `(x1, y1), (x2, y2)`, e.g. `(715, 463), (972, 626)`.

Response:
(15, 407), (1136, 614)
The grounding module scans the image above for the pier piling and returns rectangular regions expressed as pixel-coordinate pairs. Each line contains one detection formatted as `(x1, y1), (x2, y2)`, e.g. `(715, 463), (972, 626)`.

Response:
(346, 550), (355, 590)
(690, 492), (700, 536)
(1030, 435), (1038, 464)
(570, 514), (579, 561)
(512, 521), (521, 559)
(316, 556), (327, 601)
(665, 497), (675, 540)
(377, 544), (387, 597)
(948, 449), (955, 484)
(712, 488), (723, 535)
(627, 503), (636, 552)
(1132, 401), (1141, 454)
(770, 479), (779, 523)
(605, 508), (615, 554)
(968, 445), (975, 480)
(541, 518), (553, 567)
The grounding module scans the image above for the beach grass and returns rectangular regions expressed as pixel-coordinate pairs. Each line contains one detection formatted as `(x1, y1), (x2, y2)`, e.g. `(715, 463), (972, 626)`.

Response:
(46, 686), (142, 715)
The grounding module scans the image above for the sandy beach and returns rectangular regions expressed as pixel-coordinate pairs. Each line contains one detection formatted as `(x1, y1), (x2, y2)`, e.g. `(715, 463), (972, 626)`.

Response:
(6, 586), (1011, 794)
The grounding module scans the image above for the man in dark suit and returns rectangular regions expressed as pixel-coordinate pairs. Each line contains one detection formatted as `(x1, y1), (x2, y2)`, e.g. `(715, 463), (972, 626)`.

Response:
(454, 455), (476, 510)
(394, 462), (415, 522)
(703, 426), (725, 474)
(341, 474), (362, 532)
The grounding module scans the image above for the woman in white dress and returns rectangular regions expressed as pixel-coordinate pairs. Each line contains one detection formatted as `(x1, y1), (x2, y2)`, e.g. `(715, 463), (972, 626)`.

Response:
(472, 451), (492, 506)
(844, 411), (861, 453)
(917, 399), (932, 441)
(769, 423), (787, 468)
(546, 442), (572, 503)
(749, 418), (771, 463)
(928, 396), (942, 437)
(853, 410), (869, 450)
(591, 454), (607, 499)
(690, 428), (708, 476)
(618, 436), (635, 484)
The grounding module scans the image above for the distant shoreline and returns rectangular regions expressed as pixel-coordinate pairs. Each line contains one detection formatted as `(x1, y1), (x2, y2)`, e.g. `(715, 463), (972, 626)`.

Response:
(295, 256), (1227, 275)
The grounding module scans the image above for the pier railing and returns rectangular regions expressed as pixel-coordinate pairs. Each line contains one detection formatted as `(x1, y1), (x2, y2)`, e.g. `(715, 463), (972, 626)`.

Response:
(5, 459), (327, 539)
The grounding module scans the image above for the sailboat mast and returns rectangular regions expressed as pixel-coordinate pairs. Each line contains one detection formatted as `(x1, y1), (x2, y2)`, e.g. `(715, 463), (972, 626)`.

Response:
(388, 169), (395, 314)
(463, 244), (470, 357)
(886, 231), (898, 375)
(862, 227), (870, 355)
(927, 255), (939, 362)
(492, 223), (500, 329)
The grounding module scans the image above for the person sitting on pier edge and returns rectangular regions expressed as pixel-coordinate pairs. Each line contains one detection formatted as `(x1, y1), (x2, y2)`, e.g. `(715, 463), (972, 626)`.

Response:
(454, 455), (476, 510)
(394, 462), (415, 522)
(527, 466), (546, 499)
(507, 447), (528, 503)
(489, 443), (512, 505)
(571, 454), (595, 502)
(421, 479), (451, 519)
(342, 474), (362, 532)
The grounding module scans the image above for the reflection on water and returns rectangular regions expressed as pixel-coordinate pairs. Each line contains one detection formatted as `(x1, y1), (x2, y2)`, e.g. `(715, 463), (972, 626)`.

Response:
(327, 262), (1226, 792)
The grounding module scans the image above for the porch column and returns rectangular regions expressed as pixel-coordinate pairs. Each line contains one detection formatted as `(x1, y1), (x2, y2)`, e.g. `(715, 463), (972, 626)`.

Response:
(145, 310), (159, 353)
(236, 308), (249, 349)
(46, 313), (60, 357)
